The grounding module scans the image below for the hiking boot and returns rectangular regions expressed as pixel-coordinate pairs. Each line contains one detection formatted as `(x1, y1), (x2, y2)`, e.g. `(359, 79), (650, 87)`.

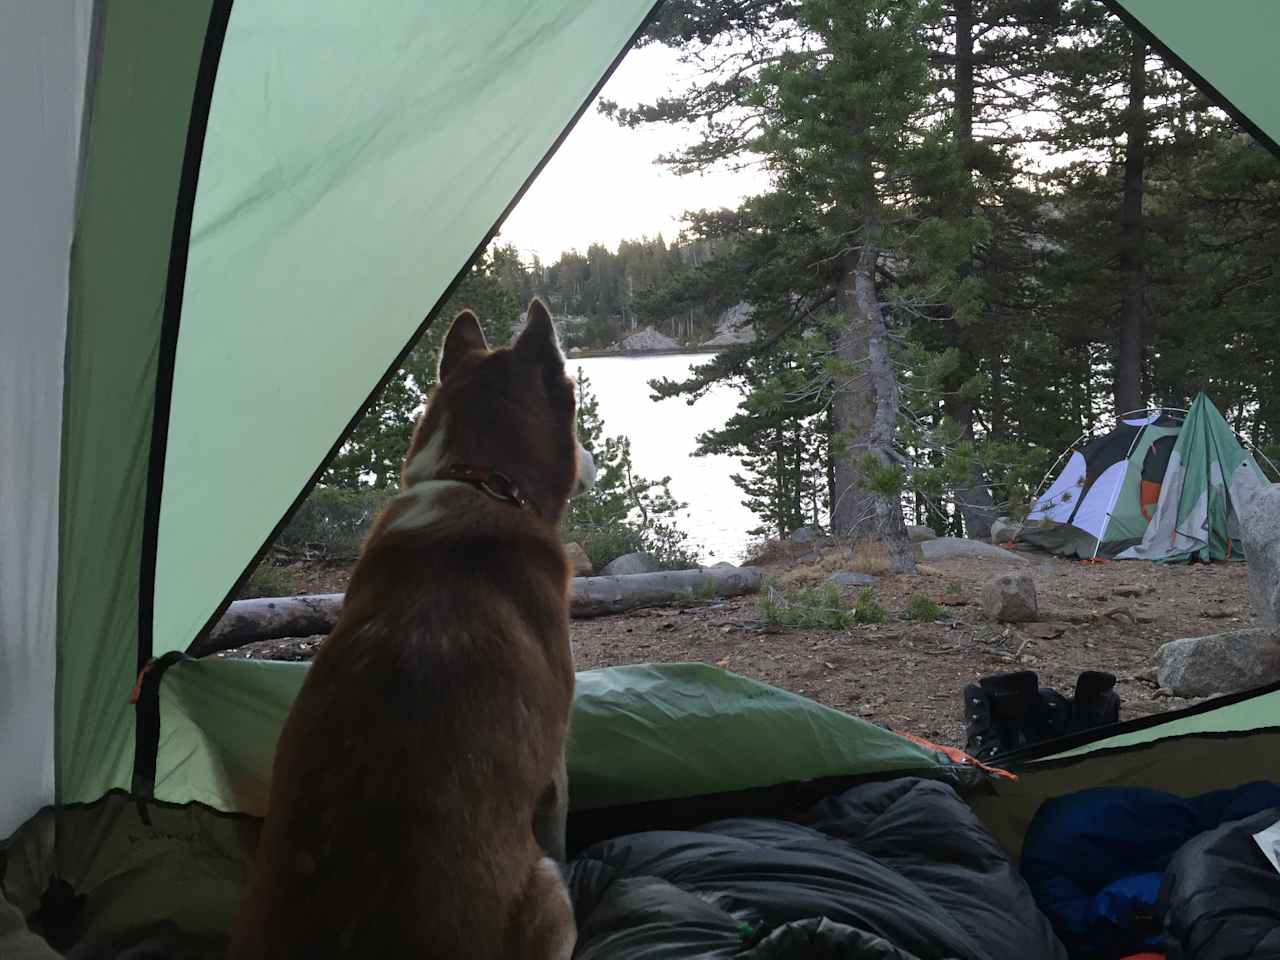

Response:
(1032, 686), (1073, 743)
(1070, 670), (1120, 733)
(963, 682), (999, 761)
(963, 671), (1040, 759)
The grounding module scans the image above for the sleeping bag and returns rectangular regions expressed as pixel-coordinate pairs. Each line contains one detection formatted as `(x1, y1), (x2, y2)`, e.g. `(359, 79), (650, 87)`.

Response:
(1159, 806), (1280, 960)
(1021, 780), (1280, 958)
(567, 777), (1066, 959)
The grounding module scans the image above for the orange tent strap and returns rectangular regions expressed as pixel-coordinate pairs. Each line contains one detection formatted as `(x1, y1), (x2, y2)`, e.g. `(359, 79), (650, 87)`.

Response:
(897, 731), (1018, 782)
(128, 658), (156, 705)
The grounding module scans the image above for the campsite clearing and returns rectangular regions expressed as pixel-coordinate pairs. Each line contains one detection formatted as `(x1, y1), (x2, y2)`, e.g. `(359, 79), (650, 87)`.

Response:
(226, 542), (1252, 749)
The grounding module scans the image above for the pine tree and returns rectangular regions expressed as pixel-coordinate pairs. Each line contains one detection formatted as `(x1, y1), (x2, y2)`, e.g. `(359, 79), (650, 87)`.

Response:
(612, 0), (991, 566)
(322, 251), (520, 487)
(1040, 1), (1197, 417)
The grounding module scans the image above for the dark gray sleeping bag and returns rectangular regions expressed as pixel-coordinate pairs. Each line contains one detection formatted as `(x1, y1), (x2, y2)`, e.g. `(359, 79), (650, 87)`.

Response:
(1159, 806), (1280, 960)
(566, 777), (1066, 959)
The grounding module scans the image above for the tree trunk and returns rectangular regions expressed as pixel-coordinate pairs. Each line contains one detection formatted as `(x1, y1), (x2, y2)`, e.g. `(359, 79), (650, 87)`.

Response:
(948, 401), (997, 540)
(1115, 35), (1147, 417)
(954, 0), (974, 153)
(944, 0), (996, 540)
(828, 228), (914, 572)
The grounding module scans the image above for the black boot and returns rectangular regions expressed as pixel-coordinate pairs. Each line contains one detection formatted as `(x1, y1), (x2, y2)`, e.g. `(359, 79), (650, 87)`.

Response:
(963, 671), (1039, 760)
(1032, 685), (1074, 744)
(963, 681), (999, 761)
(1070, 670), (1120, 733)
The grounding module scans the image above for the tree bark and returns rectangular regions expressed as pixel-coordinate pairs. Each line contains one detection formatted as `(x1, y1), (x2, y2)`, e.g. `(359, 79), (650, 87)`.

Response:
(947, 401), (998, 540)
(828, 227), (914, 572)
(1115, 35), (1147, 417)
(954, 0), (975, 153)
(944, 0), (997, 540)
(189, 567), (765, 657)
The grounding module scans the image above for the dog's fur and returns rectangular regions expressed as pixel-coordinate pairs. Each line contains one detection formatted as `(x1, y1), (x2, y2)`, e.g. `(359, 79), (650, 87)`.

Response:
(230, 299), (583, 959)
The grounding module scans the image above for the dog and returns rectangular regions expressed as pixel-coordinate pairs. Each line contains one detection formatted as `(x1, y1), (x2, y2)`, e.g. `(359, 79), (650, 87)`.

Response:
(230, 297), (591, 959)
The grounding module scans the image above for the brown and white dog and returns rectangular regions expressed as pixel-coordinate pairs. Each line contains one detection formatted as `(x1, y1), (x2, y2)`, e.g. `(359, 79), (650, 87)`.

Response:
(230, 298), (591, 960)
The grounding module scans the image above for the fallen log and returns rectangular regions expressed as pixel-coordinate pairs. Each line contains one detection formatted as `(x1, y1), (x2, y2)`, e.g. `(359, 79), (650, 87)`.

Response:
(189, 565), (763, 658)
(570, 565), (763, 618)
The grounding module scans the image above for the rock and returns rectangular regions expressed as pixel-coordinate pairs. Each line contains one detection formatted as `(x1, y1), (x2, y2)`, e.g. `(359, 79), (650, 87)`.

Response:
(787, 524), (824, 544)
(990, 517), (1021, 544)
(1241, 482), (1280, 625)
(907, 524), (937, 542)
(980, 572), (1039, 623)
(700, 302), (756, 348)
(1113, 585), (1151, 598)
(563, 542), (593, 577)
(825, 571), (880, 587)
(599, 552), (661, 576)
(1155, 628), (1280, 697)
(616, 327), (681, 353)
(917, 537), (1029, 564)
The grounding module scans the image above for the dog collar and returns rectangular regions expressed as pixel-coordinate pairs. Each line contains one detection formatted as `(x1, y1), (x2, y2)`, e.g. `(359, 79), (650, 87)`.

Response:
(441, 464), (533, 513)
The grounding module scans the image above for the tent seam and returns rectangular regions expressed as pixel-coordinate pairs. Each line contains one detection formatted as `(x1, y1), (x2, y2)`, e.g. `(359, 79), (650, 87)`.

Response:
(136, 0), (236, 674)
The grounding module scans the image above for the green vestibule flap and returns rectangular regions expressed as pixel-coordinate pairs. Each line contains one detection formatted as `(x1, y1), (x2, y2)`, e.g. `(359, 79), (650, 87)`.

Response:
(154, 661), (941, 816)
(1120, 394), (1268, 563)
(59, 2), (218, 805)
(1109, 0), (1280, 153)
(1038, 687), (1280, 764)
(151, 0), (659, 658)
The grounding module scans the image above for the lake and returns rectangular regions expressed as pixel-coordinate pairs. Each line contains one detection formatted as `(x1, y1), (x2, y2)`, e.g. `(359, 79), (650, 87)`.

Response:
(570, 354), (757, 564)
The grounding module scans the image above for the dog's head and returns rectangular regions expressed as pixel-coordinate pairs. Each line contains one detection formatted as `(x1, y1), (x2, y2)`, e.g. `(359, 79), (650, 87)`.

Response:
(401, 297), (594, 524)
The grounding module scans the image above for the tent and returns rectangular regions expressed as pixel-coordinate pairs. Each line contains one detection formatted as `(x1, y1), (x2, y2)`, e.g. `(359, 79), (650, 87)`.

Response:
(1018, 394), (1271, 562)
(3, 0), (1280, 956)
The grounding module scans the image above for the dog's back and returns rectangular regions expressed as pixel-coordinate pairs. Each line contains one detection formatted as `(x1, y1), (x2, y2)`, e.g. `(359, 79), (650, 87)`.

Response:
(231, 301), (582, 959)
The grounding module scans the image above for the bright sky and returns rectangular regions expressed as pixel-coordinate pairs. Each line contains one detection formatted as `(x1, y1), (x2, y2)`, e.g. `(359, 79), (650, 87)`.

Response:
(496, 44), (771, 263)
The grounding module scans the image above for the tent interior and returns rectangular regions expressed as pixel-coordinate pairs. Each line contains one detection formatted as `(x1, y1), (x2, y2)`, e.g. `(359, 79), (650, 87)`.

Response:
(4, 1), (1280, 958)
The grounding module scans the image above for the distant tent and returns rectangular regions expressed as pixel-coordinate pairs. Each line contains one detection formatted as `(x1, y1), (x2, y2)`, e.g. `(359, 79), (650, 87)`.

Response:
(1019, 394), (1270, 562)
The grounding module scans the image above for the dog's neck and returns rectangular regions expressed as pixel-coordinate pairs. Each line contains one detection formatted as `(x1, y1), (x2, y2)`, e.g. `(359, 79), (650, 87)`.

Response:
(435, 463), (533, 514)
(390, 435), (544, 533)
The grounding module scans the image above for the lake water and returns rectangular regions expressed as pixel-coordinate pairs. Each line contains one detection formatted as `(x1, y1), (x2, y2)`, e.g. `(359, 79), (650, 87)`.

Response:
(570, 354), (757, 564)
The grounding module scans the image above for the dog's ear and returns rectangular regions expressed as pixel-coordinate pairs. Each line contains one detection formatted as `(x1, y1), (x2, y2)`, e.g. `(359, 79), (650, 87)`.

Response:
(439, 309), (488, 382)
(513, 297), (563, 374)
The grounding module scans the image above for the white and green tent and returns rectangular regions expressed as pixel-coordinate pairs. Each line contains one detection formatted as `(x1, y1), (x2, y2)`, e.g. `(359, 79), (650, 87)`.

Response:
(3, 1), (1280, 955)
(1019, 394), (1271, 562)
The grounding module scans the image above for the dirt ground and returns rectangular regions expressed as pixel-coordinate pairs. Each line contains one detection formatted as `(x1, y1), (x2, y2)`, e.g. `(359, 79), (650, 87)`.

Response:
(226, 540), (1253, 749)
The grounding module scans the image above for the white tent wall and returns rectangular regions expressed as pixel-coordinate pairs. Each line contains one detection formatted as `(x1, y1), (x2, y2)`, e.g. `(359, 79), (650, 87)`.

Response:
(1028, 451), (1087, 523)
(0, 0), (96, 839)
(1069, 460), (1128, 540)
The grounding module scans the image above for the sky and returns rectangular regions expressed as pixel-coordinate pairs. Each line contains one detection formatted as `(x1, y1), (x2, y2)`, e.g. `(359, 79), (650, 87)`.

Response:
(495, 44), (771, 263)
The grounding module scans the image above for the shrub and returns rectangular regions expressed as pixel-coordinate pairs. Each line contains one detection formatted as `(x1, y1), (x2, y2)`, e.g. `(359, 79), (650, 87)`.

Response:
(240, 562), (291, 599)
(275, 485), (393, 560)
(852, 587), (887, 624)
(905, 593), (945, 622)
(565, 523), (645, 572)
